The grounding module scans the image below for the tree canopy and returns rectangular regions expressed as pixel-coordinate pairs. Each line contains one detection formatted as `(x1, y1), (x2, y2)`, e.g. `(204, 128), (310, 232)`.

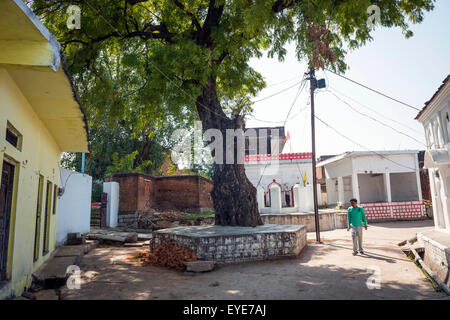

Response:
(29, 0), (435, 226)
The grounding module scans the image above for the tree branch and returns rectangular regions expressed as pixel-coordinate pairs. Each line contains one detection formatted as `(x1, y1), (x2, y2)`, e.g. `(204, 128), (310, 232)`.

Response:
(172, 0), (202, 31)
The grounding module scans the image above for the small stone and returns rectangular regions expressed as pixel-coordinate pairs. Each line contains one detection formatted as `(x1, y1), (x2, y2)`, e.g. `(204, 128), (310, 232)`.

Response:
(33, 289), (59, 300)
(21, 291), (36, 300)
(184, 260), (216, 273)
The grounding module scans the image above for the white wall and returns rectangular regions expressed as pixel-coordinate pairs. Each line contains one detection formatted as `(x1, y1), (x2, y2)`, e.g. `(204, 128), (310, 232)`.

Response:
(56, 168), (92, 246)
(245, 162), (313, 191)
(324, 158), (353, 179)
(352, 154), (417, 174)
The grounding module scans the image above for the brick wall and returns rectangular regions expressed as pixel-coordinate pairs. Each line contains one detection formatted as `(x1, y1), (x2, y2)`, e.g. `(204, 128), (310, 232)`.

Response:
(112, 173), (213, 215)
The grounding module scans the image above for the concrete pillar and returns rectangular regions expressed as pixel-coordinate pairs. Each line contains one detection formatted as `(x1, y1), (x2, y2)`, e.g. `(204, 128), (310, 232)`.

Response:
(384, 171), (393, 218)
(438, 168), (450, 230)
(384, 172), (392, 202)
(103, 181), (119, 228)
(317, 183), (323, 206)
(293, 184), (301, 211)
(352, 173), (360, 203)
(414, 156), (423, 201)
(337, 176), (345, 204)
(269, 183), (282, 213)
(257, 186), (265, 210)
(428, 169), (443, 229)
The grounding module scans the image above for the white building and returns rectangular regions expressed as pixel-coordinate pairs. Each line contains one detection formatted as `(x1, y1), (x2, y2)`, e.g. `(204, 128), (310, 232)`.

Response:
(415, 75), (450, 231)
(318, 151), (426, 221)
(244, 152), (317, 212)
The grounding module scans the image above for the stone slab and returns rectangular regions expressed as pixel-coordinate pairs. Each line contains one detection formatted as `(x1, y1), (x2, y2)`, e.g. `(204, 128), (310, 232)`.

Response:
(152, 224), (307, 264)
(261, 211), (348, 232)
(184, 261), (216, 272)
(417, 230), (450, 287)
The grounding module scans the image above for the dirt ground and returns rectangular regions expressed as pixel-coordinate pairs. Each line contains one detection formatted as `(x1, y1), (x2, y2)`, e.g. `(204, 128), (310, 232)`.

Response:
(61, 220), (447, 300)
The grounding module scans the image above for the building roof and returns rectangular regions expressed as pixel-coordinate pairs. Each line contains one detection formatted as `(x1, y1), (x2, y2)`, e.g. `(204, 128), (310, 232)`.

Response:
(317, 150), (420, 167)
(423, 149), (450, 168)
(0, 0), (89, 152)
(415, 75), (450, 120)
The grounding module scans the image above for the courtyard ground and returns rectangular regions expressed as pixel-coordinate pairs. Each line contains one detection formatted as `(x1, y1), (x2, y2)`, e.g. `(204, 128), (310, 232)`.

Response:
(60, 220), (447, 300)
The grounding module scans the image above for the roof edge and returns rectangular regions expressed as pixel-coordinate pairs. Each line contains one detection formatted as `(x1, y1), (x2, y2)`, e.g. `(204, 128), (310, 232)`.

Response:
(12, 0), (61, 71)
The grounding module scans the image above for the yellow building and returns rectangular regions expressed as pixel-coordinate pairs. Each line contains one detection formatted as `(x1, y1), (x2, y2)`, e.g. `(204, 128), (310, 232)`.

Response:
(0, 0), (88, 299)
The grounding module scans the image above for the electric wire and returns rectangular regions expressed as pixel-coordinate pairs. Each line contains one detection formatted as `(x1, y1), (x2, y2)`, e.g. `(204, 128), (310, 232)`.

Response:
(324, 69), (420, 111)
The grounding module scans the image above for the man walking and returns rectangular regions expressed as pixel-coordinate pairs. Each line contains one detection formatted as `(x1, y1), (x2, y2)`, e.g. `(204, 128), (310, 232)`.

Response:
(347, 198), (368, 255)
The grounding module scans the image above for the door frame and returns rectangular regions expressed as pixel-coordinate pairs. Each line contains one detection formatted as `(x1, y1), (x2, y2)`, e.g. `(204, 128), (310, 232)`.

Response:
(0, 160), (15, 281)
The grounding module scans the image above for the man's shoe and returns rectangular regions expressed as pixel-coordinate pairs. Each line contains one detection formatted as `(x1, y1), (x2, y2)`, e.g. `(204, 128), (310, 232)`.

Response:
(360, 250), (365, 255)
(352, 251), (358, 256)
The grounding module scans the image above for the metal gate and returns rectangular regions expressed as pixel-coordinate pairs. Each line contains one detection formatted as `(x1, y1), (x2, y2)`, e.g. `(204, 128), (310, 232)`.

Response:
(0, 161), (15, 281)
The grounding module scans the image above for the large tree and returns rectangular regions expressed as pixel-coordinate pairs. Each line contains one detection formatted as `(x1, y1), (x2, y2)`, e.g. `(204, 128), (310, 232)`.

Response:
(30, 0), (434, 227)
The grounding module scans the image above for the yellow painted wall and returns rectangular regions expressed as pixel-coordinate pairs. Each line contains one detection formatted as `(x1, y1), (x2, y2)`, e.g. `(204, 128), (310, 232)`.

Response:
(0, 68), (61, 299)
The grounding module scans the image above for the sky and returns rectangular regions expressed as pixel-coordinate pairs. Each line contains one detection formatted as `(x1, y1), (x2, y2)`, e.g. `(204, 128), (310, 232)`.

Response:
(247, 0), (450, 157)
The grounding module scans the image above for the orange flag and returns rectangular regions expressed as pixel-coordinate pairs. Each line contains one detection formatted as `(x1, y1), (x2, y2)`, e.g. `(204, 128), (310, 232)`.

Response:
(284, 131), (290, 143)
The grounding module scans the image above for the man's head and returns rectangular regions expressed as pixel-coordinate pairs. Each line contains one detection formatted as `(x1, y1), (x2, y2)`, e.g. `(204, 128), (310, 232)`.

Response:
(350, 198), (358, 208)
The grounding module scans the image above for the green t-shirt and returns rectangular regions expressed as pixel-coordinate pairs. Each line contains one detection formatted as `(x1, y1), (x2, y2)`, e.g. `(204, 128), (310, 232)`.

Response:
(347, 206), (367, 227)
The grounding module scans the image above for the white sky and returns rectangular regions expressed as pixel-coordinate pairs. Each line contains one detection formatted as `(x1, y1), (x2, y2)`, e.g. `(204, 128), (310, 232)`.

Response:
(247, 0), (450, 157)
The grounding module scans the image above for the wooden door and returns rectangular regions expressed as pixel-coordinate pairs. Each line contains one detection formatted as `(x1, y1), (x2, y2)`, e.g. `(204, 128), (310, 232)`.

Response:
(0, 161), (15, 281)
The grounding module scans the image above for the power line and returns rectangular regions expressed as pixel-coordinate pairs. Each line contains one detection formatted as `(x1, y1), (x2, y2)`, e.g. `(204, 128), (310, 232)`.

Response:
(324, 69), (420, 111)
(255, 76), (308, 189)
(248, 106), (308, 124)
(327, 89), (426, 146)
(264, 76), (301, 89)
(314, 115), (418, 171)
(328, 86), (424, 135)
(283, 80), (307, 127)
(252, 81), (303, 104)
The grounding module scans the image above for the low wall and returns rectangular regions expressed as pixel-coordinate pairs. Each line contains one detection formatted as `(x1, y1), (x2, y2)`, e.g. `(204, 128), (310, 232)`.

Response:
(151, 224), (307, 264)
(261, 210), (347, 232)
(418, 231), (450, 287)
(361, 201), (427, 222)
(57, 169), (92, 245)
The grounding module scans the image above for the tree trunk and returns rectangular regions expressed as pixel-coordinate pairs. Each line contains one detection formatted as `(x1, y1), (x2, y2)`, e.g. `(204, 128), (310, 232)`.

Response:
(196, 79), (263, 227)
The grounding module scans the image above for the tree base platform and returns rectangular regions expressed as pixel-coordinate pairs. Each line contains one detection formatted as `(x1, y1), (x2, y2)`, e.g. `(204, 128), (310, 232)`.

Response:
(151, 224), (306, 264)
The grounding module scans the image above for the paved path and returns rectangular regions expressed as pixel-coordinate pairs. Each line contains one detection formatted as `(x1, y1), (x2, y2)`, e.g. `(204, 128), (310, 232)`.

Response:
(61, 220), (447, 300)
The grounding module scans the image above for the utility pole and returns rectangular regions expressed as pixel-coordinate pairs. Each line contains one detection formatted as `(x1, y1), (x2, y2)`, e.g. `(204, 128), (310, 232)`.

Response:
(307, 67), (321, 243)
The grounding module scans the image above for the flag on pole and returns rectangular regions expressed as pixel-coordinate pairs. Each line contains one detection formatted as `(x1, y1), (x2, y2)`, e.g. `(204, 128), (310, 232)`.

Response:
(284, 131), (290, 143)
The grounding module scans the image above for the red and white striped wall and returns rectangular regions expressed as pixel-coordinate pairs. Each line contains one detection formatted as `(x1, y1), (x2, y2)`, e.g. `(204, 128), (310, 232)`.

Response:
(361, 201), (426, 221)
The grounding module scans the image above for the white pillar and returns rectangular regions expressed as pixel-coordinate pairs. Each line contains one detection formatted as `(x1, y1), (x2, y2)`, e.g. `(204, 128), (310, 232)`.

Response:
(384, 172), (392, 202)
(103, 181), (119, 228)
(438, 168), (450, 230)
(269, 183), (282, 214)
(414, 155), (423, 201)
(337, 176), (345, 204)
(293, 184), (301, 211)
(257, 186), (265, 211)
(428, 169), (443, 229)
(352, 173), (360, 203)
(317, 183), (323, 206)
(384, 171), (393, 218)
